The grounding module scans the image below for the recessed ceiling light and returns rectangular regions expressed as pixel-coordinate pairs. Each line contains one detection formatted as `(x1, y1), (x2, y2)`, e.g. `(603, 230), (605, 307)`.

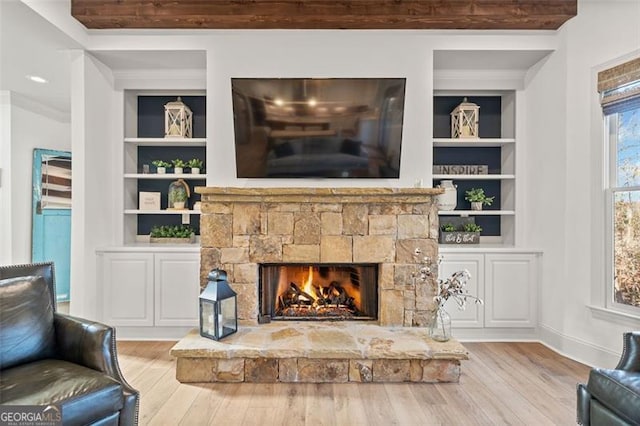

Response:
(26, 75), (48, 84)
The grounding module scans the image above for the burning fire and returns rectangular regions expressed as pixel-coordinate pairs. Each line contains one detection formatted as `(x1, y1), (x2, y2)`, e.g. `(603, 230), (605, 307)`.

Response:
(302, 266), (314, 299)
(274, 265), (363, 318)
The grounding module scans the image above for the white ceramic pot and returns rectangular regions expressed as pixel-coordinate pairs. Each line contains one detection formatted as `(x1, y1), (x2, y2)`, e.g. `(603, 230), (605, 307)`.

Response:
(471, 202), (483, 211)
(191, 167), (200, 174)
(436, 180), (457, 211)
(174, 167), (183, 174)
(157, 167), (166, 174)
(173, 201), (186, 209)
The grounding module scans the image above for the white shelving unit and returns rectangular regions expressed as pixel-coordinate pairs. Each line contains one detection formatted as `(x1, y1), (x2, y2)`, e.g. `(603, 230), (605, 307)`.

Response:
(124, 210), (202, 215)
(433, 138), (515, 147)
(433, 174), (515, 180)
(122, 91), (206, 245)
(433, 91), (517, 246)
(438, 210), (515, 216)
(124, 137), (206, 146)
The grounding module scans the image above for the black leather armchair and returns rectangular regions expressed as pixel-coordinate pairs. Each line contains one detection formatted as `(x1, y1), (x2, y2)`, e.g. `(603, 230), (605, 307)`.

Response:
(577, 332), (640, 425)
(0, 262), (139, 425)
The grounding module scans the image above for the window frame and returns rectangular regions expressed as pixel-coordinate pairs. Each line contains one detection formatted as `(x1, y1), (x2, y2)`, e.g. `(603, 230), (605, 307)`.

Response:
(605, 110), (640, 316)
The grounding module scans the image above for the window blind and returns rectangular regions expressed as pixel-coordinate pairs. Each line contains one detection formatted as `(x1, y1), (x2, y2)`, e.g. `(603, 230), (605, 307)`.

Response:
(599, 56), (640, 115)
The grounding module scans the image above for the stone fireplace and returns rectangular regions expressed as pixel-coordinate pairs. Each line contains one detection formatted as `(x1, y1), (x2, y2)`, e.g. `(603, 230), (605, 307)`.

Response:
(197, 187), (443, 327)
(171, 187), (470, 384)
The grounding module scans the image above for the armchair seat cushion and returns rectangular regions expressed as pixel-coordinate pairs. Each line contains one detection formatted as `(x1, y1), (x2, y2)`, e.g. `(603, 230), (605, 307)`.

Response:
(0, 359), (124, 425)
(587, 368), (640, 424)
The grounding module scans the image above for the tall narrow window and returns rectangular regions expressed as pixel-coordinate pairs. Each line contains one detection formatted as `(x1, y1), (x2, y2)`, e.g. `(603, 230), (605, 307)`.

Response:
(600, 58), (640, 313)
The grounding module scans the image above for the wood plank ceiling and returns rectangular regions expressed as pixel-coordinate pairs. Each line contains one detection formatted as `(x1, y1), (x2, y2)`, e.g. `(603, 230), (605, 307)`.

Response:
(71, 0), (577, 30)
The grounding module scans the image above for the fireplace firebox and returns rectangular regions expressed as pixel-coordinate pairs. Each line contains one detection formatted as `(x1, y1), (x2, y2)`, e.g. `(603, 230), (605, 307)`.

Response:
(259, 263), (378, 321)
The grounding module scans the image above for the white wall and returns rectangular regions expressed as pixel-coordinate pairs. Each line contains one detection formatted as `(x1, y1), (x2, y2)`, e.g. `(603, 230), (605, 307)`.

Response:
(0, 91), (70, 265)
(527, 0), (640, 367)
(69, 51), (115, 318)
(0, 91), (12, 265)
(206, 32), (434, 188)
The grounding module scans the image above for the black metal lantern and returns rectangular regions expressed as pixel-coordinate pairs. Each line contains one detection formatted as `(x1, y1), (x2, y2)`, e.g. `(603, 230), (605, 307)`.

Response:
(199, 269), (237, 341)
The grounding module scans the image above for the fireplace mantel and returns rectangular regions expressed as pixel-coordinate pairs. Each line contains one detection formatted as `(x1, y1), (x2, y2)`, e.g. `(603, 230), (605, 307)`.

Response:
(197, 186), (442, 327)
(195, 187), (443, 203)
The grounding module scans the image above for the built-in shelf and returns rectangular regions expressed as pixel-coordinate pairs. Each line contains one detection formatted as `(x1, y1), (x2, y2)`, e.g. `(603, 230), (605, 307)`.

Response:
(438, 210), (516, 216)
(124, 137), (206, 146)
(124, 209), (201, 215)
(433, 92), (517, 245)
(124, 173), (206, 179)
(121, 93), (207, 243)
(433, 138), (515, 147)
(433, 174), (515, 180)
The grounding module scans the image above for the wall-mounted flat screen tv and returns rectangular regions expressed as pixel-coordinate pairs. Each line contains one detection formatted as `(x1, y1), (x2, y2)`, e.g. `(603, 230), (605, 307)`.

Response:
(231, 78), (406, 178)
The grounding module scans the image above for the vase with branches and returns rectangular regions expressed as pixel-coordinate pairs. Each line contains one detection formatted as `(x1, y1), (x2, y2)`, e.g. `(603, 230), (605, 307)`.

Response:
(413, 248), (483, 341)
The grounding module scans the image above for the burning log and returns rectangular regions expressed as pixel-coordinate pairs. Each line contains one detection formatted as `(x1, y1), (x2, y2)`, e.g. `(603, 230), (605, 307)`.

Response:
(276, 280), (359, 318)
(289, 282), (315, 303)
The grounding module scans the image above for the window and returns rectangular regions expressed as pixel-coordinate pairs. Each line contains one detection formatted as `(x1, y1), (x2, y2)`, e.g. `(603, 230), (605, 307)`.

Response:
(608, 109), (640, 311)
(601, 58), (640, 314)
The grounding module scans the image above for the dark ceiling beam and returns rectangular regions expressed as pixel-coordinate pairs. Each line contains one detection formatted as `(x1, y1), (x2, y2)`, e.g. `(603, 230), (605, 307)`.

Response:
(70, 0), (577, 30)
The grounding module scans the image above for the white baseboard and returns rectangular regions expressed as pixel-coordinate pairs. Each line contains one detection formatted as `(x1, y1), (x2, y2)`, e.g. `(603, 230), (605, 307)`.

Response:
(453, 327), (540, 341)
(453, 325), (621, 368)
(114, 326), (195, 341)
(537, 324), (620, 368)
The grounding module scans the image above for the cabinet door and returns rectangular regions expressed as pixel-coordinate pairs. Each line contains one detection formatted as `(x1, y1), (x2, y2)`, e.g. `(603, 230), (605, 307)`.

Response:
(439, 253), (484, 328)
(485, 254), (538, 328)
(101, 252), (154, 326)
(154, 253), (200, 326)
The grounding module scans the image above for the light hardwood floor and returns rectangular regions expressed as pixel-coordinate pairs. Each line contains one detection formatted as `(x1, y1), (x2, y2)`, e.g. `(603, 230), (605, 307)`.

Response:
(116, 341), (591, 425)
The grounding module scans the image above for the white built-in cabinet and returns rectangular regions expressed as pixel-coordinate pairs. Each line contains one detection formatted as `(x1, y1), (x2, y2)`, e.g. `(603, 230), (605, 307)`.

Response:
(439, 251), (539, 332)
(98, 250), (200, 334)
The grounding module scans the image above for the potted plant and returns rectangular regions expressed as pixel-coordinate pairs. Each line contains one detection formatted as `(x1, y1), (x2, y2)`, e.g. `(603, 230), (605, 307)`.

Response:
(149, 225), (195, 244)
(168, 179), (190, 209)
(462, 223), (482, 232)
(151, 160), (171, 174)
(187, 158), (203, 174)
(464, 188), (495, 211)
(439, 220), (481, 244)
(441, 223), (457, 232)
(172, 159), (187, 174)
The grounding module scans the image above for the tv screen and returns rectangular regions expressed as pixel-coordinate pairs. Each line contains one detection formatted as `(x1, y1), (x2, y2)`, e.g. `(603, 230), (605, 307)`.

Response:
(231, 78), (406, 178)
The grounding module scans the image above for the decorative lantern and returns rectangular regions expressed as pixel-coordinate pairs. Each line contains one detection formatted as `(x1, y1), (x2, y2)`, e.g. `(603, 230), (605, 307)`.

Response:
(450, 97), (479, 138)
(199, 269), (237, 341)
(164, 97), (193, 138)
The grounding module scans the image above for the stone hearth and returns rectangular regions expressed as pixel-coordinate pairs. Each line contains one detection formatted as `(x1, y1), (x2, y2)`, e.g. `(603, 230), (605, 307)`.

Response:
(171, 323), (468, 383)
(196, 187), (443, 327)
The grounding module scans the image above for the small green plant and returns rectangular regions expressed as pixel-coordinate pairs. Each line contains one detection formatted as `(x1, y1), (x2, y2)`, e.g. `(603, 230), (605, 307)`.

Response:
(187, 158), (203, 169)
(464, 188), (495, 206)
(170, 189), (188, 202)
(441, 223), (457, 232)
(463, 223), (483, 232)
(172, 159), (187, 168)
(152, 160), (171, 168)
(150, 225), (195, 238)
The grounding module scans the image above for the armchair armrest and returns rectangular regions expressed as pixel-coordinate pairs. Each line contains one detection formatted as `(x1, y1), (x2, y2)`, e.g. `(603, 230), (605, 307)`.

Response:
(615, 331), (640, 372)
(576, 383), (591, 425)
(54, 313), (139, 426)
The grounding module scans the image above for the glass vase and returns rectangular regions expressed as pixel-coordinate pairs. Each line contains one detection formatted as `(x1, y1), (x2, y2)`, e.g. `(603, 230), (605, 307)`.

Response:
(429, 308), (452, 342)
